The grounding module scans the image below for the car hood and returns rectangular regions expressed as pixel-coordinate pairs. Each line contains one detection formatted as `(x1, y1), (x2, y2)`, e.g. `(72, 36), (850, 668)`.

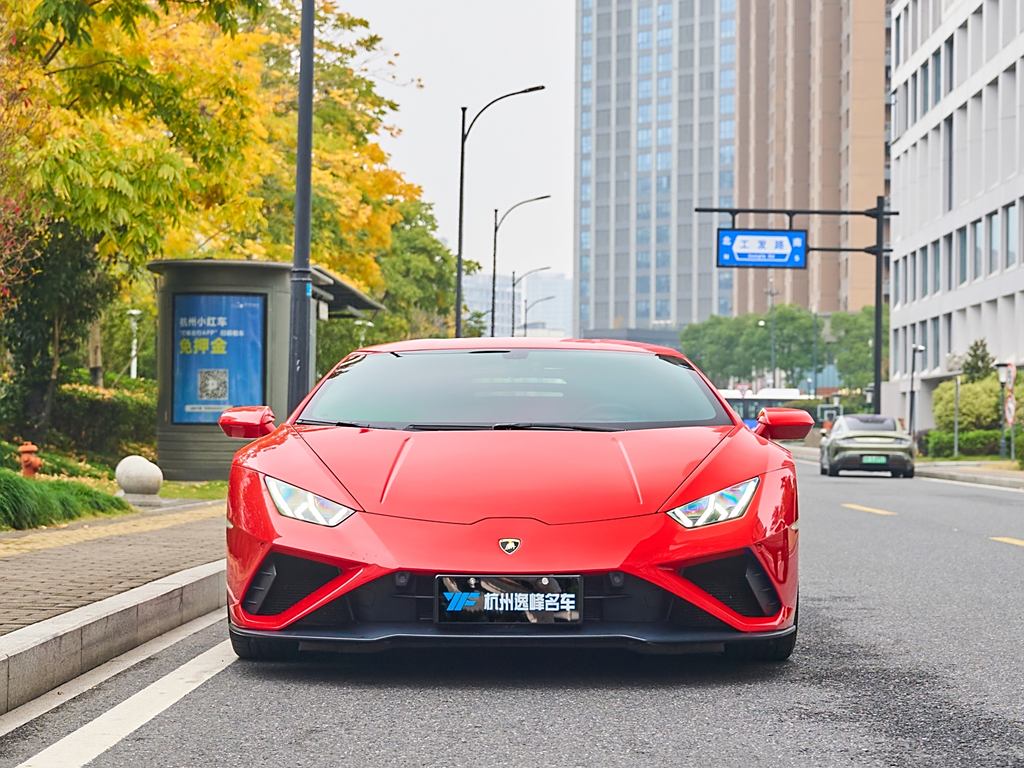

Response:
(295, 425), (735, 524)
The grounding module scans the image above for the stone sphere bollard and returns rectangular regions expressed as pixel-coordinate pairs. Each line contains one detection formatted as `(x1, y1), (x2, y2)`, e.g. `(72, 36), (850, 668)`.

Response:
(115, 455), (164, 505)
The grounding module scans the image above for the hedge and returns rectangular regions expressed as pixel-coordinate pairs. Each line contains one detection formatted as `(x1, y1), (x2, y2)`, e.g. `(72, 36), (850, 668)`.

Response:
(0, 468), (129, 530)
(925, 427), (1022, 458)
(52, 383), (156, 457)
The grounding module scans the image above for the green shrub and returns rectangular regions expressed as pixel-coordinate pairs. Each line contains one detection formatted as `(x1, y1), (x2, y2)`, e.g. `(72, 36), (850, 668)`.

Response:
(957, 429), (1001, 456)
(926, 430), (954, 458)
(932, 374), (1024, 432)
(52, 383), (156, 457)
(0, 468), (129, 530)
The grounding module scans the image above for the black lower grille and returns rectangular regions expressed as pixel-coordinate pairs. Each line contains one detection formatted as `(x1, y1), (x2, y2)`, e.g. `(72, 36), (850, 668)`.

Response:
(291, 572), (735, 632)
(244, 553), (341, 615)
(681, 550), (781, 617)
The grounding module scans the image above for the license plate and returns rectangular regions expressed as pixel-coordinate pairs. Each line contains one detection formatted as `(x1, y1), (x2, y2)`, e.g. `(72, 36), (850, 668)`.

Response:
(862, 455), (888, 464)
(435, 575), (582, 624)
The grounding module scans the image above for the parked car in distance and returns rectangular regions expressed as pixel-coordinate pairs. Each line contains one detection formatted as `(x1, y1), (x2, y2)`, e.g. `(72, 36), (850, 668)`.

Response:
(820, 414), (915, 478)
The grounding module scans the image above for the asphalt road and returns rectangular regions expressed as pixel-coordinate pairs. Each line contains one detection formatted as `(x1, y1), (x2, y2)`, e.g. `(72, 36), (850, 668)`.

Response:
(2, 463), (1023, 768)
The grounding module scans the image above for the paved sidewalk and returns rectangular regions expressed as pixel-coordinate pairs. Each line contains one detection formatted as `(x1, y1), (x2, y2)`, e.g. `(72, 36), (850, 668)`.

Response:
(788, 444), (1024, 490)
(0, 503), (226, 636)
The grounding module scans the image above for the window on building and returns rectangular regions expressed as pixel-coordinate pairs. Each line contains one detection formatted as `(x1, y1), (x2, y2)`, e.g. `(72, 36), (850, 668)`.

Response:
(932, 50), (942, 104)
(720, 93), (735, 114)
(720, 69), (736, 89)
(657, 52), (672, 71)
(988, 211), (1000, 272)
(639, 55), (652, 75)
(636, 227), (650, 245)
(582, 15), (592, 34)
(657, 28), (671, 47)
(638, 30), (652, 49)
(580, 231), (591, 249)
(638, 6), (652, 25)
(930, 317), (940, 368)
(636, 299), (650, 319)
(893, 258), (902, 305)
(721, 19), (735, 38)
(638, 79), (652, 99)
(582, 38), (592, 58)
(581, 87), (592, 106)
(637, 153), (652, 172)
(655, 299), (670, 320)
(656, 174), (670, 192)
(657, 76), (671, 96)
(637, 176), (651, 195)
(719, 120), (735, 140)
(581, 158), (592, 178)
(656, 250), (670, 268)
(932, 241), (941, 294)
(581, 182), (591, 202)
(943, 116), (954, 211)
(908, 251), (916, 301)
(637, 104), (652, 124)
(920, 247), (929, 296)
(657, 102), (671, 122)
(895, 13), (902, 66)
(580, 135), (592, 154)
(655, 274), (670, 293)
(921, 61), (930, 112)
(1006, 202), (1019, 267)
(635, 274), (650, 293)
(656, 150), (671, 170)
(656, 126), (671, 146)
(637, 250), (650, 268)
(957, 226), (968, 283)
(971, 219), (983, 278)
(657, 2), (671, 22)
(909, 72), (918, 123)
(655, 200), (670, 219)
(944, 36), (954, 95)
(636, 201), (651, 221)
(720, 43), (735, 64)
(637, 128), (652, 148)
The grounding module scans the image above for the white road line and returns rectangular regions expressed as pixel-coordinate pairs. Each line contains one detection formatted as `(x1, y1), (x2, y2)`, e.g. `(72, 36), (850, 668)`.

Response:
(16, 640), (236, 768)
(0, 610), (223, 738)
(917, 476), (1024, 494)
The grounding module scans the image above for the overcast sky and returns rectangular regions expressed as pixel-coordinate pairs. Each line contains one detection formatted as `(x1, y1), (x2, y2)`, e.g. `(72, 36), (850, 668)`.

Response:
(343, 0), (575, 277)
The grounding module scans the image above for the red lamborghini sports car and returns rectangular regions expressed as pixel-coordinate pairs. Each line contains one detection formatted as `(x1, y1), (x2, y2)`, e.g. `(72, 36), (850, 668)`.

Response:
(220, 338), (812, 661)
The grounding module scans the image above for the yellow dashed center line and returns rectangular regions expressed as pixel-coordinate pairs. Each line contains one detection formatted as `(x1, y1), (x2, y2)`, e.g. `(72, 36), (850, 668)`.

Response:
(842, 502), (898, 517)
(991, 536), (1024, 549)
(0, 504), (225, 558)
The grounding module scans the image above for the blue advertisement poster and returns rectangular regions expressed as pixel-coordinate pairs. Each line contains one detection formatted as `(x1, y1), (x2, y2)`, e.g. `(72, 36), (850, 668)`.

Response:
(172, 294), (266, 424)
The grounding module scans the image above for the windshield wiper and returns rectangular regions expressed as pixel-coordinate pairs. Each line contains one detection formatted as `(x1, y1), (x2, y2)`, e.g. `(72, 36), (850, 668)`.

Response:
(294, 418), (383, 429)
(402, 423), (493, 431)
(491, 423), (623, 432)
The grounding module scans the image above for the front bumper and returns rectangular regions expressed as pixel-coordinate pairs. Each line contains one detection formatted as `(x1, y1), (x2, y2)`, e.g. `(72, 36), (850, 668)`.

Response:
(228, 619), (796, 654)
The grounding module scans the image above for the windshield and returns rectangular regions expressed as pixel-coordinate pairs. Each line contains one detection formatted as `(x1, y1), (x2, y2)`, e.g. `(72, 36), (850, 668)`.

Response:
(298, 349), (732, 431)
(845, 415), (898, 432)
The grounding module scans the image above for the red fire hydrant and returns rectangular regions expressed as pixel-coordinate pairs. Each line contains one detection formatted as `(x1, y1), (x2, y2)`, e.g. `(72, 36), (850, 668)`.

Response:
(17, 442), (42, 478)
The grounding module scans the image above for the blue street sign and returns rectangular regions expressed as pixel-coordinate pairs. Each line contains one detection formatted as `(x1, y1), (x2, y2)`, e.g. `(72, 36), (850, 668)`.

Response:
(717, 228), (808, 269)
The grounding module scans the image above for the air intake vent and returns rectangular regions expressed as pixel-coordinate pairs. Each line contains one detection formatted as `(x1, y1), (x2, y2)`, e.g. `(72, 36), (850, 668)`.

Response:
(243, 553), (340, 615)
(681, 550), (781, 617)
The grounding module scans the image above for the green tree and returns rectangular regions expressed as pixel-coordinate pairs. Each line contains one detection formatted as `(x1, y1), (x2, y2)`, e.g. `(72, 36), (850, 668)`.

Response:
(829, 305), (889, 390)
(962, 338), (995, 383)
(0, 222), (116, 439)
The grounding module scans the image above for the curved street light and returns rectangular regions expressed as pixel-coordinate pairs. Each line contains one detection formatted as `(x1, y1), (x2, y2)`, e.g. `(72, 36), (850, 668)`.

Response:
(523, 295), (555, 338)
(491, 195), (550, 336)
(510, 266), (550, 336)
(455, 85), (546, 338)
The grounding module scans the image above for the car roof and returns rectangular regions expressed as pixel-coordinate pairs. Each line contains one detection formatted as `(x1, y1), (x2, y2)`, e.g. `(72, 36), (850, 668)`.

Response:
(360, 336), (688, 359)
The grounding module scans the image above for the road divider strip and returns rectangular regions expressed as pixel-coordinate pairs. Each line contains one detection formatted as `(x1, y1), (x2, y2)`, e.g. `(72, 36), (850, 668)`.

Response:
(841, 503), (897, 516)
(0, 560), (226, 716)
(15, 640), (236, 768)
(990, 536), (1024, 548)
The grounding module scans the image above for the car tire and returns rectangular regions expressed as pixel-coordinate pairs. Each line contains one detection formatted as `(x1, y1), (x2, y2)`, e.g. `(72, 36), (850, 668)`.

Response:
(819, 461), (827, 476)
(827, 461), (839, 477)
(903, 466), (915, 479)
(890, 470), (902, 478)
(229, 629), (299, 661)
(728, 606), (798, 662)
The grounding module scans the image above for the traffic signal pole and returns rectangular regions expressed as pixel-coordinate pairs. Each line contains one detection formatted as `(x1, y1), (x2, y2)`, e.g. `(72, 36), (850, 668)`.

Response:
(696, 199), (897, 414)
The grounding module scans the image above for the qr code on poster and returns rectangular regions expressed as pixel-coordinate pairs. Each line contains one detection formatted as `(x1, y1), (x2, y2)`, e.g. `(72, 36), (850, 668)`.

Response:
(197, 369), (228, 401)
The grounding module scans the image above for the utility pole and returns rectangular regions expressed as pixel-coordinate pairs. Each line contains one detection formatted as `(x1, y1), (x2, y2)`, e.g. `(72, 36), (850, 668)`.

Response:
(765, 276), (780, 388)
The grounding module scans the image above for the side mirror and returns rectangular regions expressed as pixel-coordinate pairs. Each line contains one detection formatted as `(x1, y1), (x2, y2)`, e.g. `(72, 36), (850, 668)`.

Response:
(754, 407), (815, 442)
(219, 406), (276, 439)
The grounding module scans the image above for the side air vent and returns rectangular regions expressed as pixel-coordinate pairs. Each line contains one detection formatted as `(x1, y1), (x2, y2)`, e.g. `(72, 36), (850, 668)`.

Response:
(681, 550), (782, 617)
(243, 553), (341, 616)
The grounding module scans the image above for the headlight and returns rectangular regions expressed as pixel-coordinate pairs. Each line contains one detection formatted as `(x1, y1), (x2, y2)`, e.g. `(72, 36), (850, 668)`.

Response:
(264, 476), (357, 527)
(666, 477), (759, 529)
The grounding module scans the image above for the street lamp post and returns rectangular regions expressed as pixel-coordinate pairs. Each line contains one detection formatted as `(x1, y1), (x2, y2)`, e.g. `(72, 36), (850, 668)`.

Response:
(455, 85), (545, 338)
(523, 295), (555, 337)
(126, 309), (142, 380)
(510, 266), (550, 336)
(491, 195), (551, 336)
(908, 344), (926, 438)
(996, 362), (1009, 459)
(287, 0), (316, 412)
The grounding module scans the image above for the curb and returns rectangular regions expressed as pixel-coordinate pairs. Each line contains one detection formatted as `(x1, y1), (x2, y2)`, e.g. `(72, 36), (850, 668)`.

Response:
(0, 559), (226, 716)
(786, 445), (1024, 490)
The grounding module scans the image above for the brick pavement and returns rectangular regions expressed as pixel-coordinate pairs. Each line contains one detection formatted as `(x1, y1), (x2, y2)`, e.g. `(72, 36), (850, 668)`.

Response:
(0, 503), (226, 635)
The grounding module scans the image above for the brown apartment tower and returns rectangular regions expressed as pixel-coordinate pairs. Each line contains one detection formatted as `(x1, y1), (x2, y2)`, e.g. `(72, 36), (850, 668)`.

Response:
(734, 0), (889, 316)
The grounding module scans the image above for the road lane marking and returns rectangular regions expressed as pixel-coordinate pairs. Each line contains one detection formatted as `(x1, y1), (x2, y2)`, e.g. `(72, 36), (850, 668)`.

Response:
(991, 536), (1024, 548)
(918, 476), (1024, 494)
(16, 640), (236, 768)
(0, 610), (223, 738)
(842, 503), (897, 516)
(0, 504), (224, 558)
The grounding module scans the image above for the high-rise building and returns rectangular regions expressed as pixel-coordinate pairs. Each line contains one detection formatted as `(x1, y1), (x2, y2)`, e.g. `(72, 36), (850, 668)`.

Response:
(733, 0), (889, 316)
(885, 0), (1024, 429)
(574, 0), (739, 347)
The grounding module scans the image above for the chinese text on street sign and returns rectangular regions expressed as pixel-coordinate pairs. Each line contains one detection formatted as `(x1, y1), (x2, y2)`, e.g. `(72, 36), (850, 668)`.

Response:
(717, 228), (808, 269)
(172, 294), (265, 424)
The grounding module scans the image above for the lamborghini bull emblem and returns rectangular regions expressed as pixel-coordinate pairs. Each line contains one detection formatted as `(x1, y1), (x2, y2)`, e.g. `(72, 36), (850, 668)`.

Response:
(499, 538), (521, 555)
